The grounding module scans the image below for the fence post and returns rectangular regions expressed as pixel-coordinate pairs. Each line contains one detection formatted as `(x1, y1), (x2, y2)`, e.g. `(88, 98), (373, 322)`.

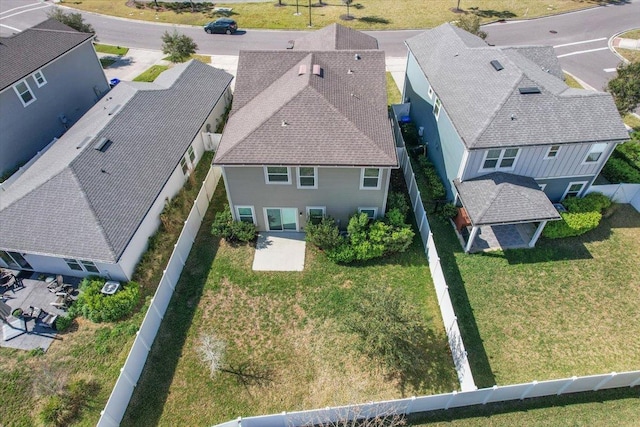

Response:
(405, 396), (417, 415)
(120, 367), (137, 388)
(482, 385), (498, 404)
(163, 272), (176, 291)
(174, 244), (186, 266)
(136, 330), (152, 351)
(99, 409), (120, 427)
(557, 376), (577, 395)
(520, 381), (538, 400)
(445, 391), (457, 410)
(594, 372), (616, 391)
(152, 302), (164, 320)
(439, 285), (449, 304)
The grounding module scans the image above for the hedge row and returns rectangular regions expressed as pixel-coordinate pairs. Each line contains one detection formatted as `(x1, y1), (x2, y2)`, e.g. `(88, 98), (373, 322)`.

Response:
(543, 192), (612, 239)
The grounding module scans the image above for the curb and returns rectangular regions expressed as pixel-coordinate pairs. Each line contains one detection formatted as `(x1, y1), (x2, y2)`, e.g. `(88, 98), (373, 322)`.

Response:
(608, 28), (640, 65)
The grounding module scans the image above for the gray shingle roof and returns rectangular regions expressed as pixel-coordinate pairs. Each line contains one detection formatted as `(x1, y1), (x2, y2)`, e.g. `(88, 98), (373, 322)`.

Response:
(214, 49), (396, 167)
(0, 60), (233, 262)
(292, 23), (378, 50)
(453, 173), (561, 225)
(0, 18), (94, 91)
(405, 23), (629, 149)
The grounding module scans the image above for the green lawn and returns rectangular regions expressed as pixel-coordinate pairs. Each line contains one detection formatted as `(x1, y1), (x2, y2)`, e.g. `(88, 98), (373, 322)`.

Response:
(563, 72), (583, 89)
(132, 65), (169, 82)
(66, 0), (610, 31)
(387, 71), (402, 106)
(410, 156), (640, 387)
(100, 57), (116, 68)
(93, 43), (129, 55)
(122, 174), (458, 425)
(624, 113), (640, 130)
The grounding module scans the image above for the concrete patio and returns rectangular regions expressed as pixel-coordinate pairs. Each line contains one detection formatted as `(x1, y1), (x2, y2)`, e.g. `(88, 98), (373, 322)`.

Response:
(1, 272), (80, 351)
(252, 232), (306, 271)
(458, 223), (536, 253)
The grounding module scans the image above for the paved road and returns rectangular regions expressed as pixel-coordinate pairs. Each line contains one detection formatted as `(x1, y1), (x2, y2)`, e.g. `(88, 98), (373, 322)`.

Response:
(1, 0), (638, 87)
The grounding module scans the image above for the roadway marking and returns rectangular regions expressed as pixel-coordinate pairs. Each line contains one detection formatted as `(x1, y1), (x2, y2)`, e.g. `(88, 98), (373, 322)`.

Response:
(0, 4), (51, 20)
(604, 68), (617, 73)
(0, 23), (21, 31)
(553, 37), (607, 48)
(556, 47), (609, 58)
(0, 2), (44, 16)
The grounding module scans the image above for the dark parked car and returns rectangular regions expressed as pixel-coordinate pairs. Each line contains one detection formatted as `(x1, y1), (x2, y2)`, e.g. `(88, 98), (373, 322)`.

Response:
(204, 18), (238, 35)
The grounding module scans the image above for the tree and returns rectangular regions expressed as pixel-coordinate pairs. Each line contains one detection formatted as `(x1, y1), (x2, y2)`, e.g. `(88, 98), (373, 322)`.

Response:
(342, 0), (353, 18)
(161, 30), (197, 63)
(454, 14), (487, 40)
(47, 8), (94, 34)
(607, 61), (640, 115)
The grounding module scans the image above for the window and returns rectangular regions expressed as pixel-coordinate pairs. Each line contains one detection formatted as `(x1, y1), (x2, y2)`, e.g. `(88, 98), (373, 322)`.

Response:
(433, 97), (442, 120)
(1, 251), (33, 270)
(584, 143), (607, 163)
(306, 206), (326, 225)
(545, 145), (560, 159)
(563, 181), (587, 199)
(427, 85), (434, 100)
(180, 157), (189, 175)
(32, 70), (47, 87)
(360, 168), (381, 190)
(265, 166), (291, 184)
(358, 207), (377, 220)
(80, 260), (100, 273)
(297, 167), (317, 189)
(13, 80), (35, 107)
(188, 146), (196, 163)
(236, 206), (256, 224)
(64, 258), (83, 271)
(482, 148), (519, 170)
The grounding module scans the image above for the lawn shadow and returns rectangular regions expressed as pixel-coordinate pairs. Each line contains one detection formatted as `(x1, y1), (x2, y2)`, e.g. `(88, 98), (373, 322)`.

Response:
(468, 6), (516, 19)
(121, 183), (226, 426)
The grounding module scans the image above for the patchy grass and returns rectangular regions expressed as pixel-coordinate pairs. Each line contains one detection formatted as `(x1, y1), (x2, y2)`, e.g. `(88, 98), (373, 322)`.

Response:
(65, 0), (609, 31)
(0, 154), (213, 426)
(624, 113), (640, 130)
(132, 65), (170, 82)
(387, 71), (402, 106)
(93, 43), (129, 55)
(616, 48), (640, 63)
(123, 175), (458, 425)
(619, 28), (640, 39)
(163, 53), (212, 64)
(410, 386), (640, 426)
(99, 57), (116, 68)
(563, 72), (584, 89)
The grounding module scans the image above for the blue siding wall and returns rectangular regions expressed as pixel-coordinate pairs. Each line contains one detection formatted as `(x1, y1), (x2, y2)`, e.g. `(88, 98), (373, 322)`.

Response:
(404, 53), (465, 200)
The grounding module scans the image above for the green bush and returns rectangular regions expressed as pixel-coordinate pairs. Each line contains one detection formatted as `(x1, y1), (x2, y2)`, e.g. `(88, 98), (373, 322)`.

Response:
(400, 122), (420, 147)
(210, 205), (257, 243)
(602, 156), (640, 183)
(39, 379), (95, 427)
(617, 135), (640, 169)
(543, 211), (602, 238)
(305, 216), (344, 250)
(386, 192), (410, 219)
(73, 279), (140, 323)
(417, 156), (446, 200)
(55, 314), (74, 332)
(437, 203), (459, 220)
(563, 192), (612, 213)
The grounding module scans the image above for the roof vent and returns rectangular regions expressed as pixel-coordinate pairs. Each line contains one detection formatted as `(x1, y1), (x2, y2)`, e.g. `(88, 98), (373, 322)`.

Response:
(347, 69), (353, 74)
(490, 60), (504, 71)
(108, 104), (121, 116)
(281, 120), (288, 127)
(312, 64), (322, 76)
(519, 87), (541, 94)
(298, 64), (306, 75)
(94, 137), (113, 152)
(77, 136), (92, 150)
(354, 53), (360, 60)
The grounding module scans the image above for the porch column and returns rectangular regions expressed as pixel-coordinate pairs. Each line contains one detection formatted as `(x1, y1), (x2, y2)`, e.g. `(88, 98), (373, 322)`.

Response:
(464, 225), (479, 253)
(528, 220), (548, 248)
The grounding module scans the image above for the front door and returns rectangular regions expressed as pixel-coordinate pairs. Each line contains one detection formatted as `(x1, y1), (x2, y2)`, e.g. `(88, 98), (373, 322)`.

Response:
(265, 208), (298, 231)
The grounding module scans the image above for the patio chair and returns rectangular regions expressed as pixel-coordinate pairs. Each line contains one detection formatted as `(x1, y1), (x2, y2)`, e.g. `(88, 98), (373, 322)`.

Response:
(39, 310), (57, 329)
(50, 294), (71, 310)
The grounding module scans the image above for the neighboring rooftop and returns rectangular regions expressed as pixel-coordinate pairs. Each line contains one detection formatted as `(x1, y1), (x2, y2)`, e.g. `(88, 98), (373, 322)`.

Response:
(0, 18), (94, 91)
(0, 60), (233, 262)
(292, 23), (378, 51)
(453, 173), (561, 226)
(406, 23), (629, 149)
(214, 47), (396, 167)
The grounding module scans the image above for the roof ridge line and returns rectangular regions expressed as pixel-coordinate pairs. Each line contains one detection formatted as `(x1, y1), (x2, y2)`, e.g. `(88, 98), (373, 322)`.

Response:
(474, 73), (526, 145)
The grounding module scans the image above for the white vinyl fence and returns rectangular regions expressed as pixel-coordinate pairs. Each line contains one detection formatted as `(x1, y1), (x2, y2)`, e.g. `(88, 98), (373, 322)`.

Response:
(97, 166), (222, 427)
(215, 370), (640, 427)
(587, 183), (640, 212)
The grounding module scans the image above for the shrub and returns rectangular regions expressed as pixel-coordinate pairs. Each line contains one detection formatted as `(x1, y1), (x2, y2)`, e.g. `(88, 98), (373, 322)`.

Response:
(385, 208), (406, 228)
(417, 156), (446, 200)
(39, 379), (96, 427)
(602, 156), (640, 183)
(211, 205), (257, 243)
(437, 203), (459, 220)
(543, 211), (602, 238)
(563, 192), (612, 213)
(386, 192), (410, 219)
(400, 122), (420, 147)
(305, 216), (344, 250)
(73, 279), (140, 323)
(161, 30), (197, 63)
(55, 314), (74, 332)
(617, 136), (640, 169)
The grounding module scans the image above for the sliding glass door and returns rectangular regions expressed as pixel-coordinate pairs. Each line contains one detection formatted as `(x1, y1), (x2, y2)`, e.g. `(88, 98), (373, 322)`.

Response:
(265, 208), (298, 231)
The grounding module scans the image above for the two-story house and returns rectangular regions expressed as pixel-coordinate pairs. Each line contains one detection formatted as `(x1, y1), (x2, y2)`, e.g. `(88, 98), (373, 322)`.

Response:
(0, 18), (110, 176)
(397, 23), (628, 251)
(0, 60), (233, 280)
(214, 24), (397, 231)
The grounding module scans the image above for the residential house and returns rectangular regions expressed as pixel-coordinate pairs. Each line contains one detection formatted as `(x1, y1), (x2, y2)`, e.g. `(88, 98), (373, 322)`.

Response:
(0, 18), (110, 176)
(397, 23), (628, 251)
(214, 24), (397, 232)
(0, 60), (233, 280)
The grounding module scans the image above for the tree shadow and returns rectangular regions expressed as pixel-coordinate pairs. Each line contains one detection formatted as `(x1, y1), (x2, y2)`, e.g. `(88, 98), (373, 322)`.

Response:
(357, 16), (390, 24)
(121, 182), (226, 426)
(468, 6), (516, 19)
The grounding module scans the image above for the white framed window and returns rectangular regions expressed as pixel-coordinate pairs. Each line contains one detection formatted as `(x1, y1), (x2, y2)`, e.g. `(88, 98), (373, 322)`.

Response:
(562, 181), (588, 199)
(358, 207), (378, 220)
(65, 258), (99, 273)
(264, 166), (291, 184)
(545, 145), (560, 159)
(433, 97), (442, 120)
(360, 167), (381, 190)
(297, 167), (317, 189)
(427, 85), (434, 100)
(306, 206), (326, 225)
(32, 70), (47, 87)
(187, 145), (196, 163)
(180, 157), (189, 175)
(80, 260), (100, 273)
(64, 258), (83, 271)
(481, 148), (519, 170)
(13, 80), (36, 107)
(584, 143), (607, 164)
(235, 206), (256, 224)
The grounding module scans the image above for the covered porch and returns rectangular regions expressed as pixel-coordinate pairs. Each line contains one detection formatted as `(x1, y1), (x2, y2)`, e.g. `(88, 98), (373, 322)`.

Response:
(453, 173), (561, 253)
